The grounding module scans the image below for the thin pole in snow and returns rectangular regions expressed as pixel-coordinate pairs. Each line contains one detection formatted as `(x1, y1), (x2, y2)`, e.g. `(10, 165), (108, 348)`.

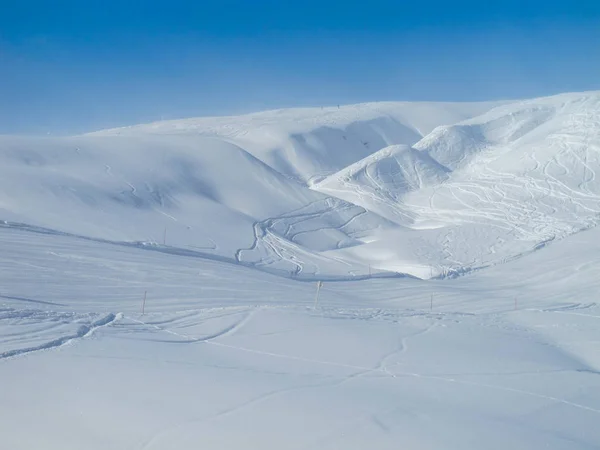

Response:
(163, 227), (167, 246)
(142, 291), (147, 315)
(313, 281), (323, 309)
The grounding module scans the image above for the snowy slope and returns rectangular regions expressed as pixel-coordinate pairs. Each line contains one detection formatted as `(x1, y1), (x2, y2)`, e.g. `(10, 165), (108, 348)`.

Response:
(0, 134), (396, 279)
(313, 91), (600, 277)
(3, 93), (600, 450)
(313, 144), (450, 223)
(91, 101), (502, 183)
(0, 100), (502, 280)
(1, 218), (600, 450)
(3, 93), (600, 280)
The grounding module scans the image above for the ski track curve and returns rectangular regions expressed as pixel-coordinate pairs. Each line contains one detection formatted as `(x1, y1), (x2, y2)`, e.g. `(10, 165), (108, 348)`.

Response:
(127, 312), (600, 418)
(0, 312), (121, 360)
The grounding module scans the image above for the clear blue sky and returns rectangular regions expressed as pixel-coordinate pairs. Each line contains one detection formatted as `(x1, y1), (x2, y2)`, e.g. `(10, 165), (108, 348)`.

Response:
(2, 0), (599, 134)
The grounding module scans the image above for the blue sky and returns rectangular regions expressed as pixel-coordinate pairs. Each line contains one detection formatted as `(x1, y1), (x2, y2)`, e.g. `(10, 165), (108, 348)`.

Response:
(1, 0), (600, 134)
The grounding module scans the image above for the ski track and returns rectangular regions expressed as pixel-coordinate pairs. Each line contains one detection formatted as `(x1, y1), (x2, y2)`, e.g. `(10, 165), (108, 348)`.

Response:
(313, 99), (600, 278)
(5, 93), (600, 450)
(234, 198), (383, 278)
(0, 312), (121, 360)
(138, 376), (349, 450)
(127, 313), (600, 418)
(126, 309), (256, 343)
(0, 219), (380, 282)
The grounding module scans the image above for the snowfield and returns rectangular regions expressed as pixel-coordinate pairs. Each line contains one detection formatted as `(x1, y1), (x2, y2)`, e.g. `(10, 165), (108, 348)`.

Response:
(2, 93), (600, 449)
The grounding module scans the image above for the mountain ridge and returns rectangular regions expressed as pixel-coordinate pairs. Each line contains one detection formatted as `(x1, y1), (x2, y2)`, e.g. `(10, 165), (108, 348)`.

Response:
(2, 92), (599, 279)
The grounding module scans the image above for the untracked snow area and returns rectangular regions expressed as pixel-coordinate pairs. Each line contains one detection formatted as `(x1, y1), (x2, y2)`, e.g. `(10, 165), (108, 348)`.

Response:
(90, 100), (502, 183)
(2, 94), (600, 449)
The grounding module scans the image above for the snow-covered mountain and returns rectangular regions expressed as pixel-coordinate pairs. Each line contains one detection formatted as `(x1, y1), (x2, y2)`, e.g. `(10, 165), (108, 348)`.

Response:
(0, 134), (389, 277)
(0, 100), (502, 279)
(90, 100), (502, 183)
(2, 92), (600, 279)
(312, 92), (600, 277)
(3, 93), (600, 450)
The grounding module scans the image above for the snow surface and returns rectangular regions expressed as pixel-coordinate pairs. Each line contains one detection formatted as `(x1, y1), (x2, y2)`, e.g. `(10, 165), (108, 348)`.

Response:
(2, 94), (600, 449)
(90, 101), (502, 183)
(314, 92), (600, 277)
(0, 100), (503, 279)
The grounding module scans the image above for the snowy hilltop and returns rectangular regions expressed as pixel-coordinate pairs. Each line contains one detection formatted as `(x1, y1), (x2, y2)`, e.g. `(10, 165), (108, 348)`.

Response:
(2, 92), (599, 279)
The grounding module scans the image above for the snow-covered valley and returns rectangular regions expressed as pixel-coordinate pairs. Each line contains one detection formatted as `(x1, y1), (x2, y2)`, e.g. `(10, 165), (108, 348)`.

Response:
(2, 93), (600, 449)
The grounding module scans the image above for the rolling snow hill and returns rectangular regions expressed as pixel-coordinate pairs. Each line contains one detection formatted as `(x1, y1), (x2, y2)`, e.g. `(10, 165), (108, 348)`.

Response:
(90, 100), (502, 183)
(3, 93), (600, 450)
(3, 93), (600, 279)
(313, 144), (450, 221)
(313, 91), (600, 277)
(0, 100), (502, 280)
